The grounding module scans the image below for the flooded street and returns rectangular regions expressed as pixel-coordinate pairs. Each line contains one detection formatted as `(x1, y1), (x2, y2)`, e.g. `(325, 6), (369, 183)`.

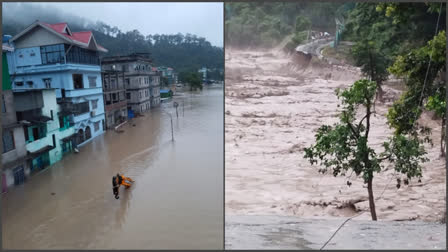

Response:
(225, 48), (446, 222)
(2, 87), (223, 249)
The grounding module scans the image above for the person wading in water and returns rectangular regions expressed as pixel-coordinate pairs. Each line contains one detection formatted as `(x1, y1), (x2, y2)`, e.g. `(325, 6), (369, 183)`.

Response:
(112, 173), (134, 199)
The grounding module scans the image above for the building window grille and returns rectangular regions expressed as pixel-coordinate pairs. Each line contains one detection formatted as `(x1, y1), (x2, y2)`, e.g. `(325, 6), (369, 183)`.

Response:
(43, 78), (52, 89)
(74, 102), (89, 116)
(65, 45), (99, 65)
(73, 74), (83, 89)
(2, 130), (15, 153)
(88, 76), (97, 88)
(91, 99), (98, 110)
(40, 44), (65, 65)
(94, 121), (100, 132)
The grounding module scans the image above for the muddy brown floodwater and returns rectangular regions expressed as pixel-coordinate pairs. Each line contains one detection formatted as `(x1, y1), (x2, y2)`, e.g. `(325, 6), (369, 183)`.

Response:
(225, 48), (446, 222)
(2, 86), (223, 250)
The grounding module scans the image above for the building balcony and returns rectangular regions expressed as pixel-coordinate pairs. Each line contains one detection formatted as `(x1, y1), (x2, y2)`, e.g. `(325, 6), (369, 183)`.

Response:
(73, 112), (91, 123)
(12, 63), (101, 75)
(65, 87), (103, 98)
(26, 135), (53, 155)
(105, 100), (127, 112)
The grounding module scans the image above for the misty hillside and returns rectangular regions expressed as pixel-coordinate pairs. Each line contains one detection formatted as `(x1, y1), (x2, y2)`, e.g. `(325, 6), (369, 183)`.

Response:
(2, 3), (223, 73)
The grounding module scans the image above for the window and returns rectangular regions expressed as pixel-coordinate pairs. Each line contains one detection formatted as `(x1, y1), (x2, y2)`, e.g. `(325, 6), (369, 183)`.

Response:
(15, 81), (23, 86)
(91, 99), (98, 110)
(125, 79), (130, 87)
(65, 45), (99, 65)
(111, 79), (116, 89)
(74, 102), (89, 115)
(2, 95), (6, 113)
(88, 76), (97, 88)
(26, 81), (33, 86)
(73, 74), (83, 89)
(43, 78), (52, 89)
(2, 130), (15, 153)
(105, 94), (111, 105)
(59, 115), (64, 128)
(94, 121), (100, 132)
(50, 110), (53, 120)
(112, 93), (117, 103)
(126, 93), (131, 100)
(40, 44), (65, 65)
(122, 65), (128, 72)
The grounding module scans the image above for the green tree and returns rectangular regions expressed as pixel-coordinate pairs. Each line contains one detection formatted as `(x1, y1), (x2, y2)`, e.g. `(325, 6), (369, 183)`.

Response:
(304, 80), (428, 220)
(185, 72), (202, 91)
(295, 16), (311, 33)
(161, 77), (169, 87)
(388, 30), (446, 156)
(351, 40), (390, 100)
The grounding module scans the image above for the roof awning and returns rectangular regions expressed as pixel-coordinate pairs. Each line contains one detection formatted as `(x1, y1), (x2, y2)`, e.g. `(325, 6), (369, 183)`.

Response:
(28, 115), (52, 124)
(60, 133), (76, 142)
(27, 145), (54, 159)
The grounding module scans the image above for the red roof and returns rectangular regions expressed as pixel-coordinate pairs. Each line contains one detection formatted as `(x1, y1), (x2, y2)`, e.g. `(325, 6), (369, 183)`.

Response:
(45, 23), (67, 33)
(42, 22), (106, 50)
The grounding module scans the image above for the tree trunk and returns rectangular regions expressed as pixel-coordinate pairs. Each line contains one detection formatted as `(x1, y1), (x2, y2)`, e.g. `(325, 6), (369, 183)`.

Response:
(367, 178), (377, 221)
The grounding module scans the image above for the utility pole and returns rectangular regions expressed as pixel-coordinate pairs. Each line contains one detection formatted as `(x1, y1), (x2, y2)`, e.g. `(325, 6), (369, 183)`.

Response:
(174, 101), (179, 118)
(168, 112), (174, 141)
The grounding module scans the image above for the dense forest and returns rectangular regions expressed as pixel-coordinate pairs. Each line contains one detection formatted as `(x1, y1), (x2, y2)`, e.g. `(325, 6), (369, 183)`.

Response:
(2, 3), (223, 74)
(225, 2), (349, 48)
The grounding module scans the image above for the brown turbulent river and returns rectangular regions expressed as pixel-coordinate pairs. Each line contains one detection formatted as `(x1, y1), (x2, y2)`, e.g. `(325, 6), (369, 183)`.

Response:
(2, 86), (223, 249)
(225, 48), (446, 222)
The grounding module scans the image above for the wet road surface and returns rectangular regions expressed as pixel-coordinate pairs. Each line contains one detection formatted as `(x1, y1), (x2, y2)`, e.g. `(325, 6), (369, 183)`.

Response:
(2, 86), (223, 249)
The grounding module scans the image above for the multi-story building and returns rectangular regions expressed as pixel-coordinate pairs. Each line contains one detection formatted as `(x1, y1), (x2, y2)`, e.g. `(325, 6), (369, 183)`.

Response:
(102, 54), (153, 114)
(101, 69), (127, 129)
(5, 21), (107, 146)
(198, 67), (208, 82)
(15, 89), (76, 172)
(2, 43), (29, 192)
(150, 70), (161, 107)
(158, 66), (176, 86)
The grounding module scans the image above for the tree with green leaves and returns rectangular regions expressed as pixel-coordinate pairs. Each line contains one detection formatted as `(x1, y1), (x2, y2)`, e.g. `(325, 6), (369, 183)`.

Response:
(184, 72), (202, 91)
(351, 40), (390, 100)
(388, 30), (446, 156)
(304, 79), (428, 220)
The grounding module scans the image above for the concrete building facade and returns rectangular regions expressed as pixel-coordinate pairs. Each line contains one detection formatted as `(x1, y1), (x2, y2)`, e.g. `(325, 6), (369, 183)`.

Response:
(6, 21), (108, 147)
(101, 70), (127, 129)
(2, 44), (29, 192)
(102, 54), (156, 114)
(150, 73), (161, 107)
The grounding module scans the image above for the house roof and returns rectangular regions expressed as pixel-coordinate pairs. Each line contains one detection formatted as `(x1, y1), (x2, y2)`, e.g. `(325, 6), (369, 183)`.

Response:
(10, 21), (108, 53)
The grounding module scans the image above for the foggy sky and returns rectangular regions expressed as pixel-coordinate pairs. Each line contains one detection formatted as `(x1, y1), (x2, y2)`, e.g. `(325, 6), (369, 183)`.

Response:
(3, 2), (223, 47)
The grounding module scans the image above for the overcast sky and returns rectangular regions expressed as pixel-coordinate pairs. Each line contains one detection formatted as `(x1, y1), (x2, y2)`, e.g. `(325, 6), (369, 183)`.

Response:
(6, 2), (223, 47)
